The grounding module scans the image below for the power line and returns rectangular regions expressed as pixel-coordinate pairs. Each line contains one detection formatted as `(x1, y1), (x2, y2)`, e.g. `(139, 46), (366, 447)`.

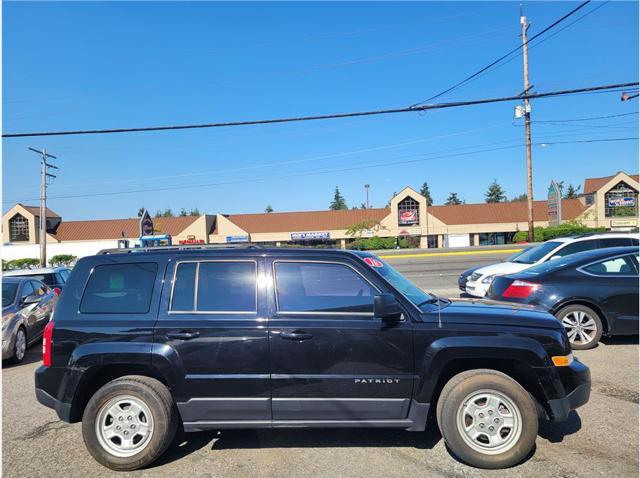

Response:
(410, 1), (594, 107)
(534, 111), (638, 123)
(5, 136), (636, 204)
(3, 82), (637, 139)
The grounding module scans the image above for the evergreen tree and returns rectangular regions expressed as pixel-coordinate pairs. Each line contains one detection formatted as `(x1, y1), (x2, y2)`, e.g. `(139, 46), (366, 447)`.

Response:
(189, 207), (200, 216)
(330, 186), (348, 210)
(420, 181), (433, 206)
(162, 208), (174, 217)
(137, 207), (146, 217)
(564, 184), (581, 199)
(445, 192), (463, 205)
(154, 210), (162, 218)
(265, 204), (274, 213)
(179, 208), (187, 217)
(360, 203), (368, 209)
(485, 179), (507, 203)
(511, 193), (528, 202)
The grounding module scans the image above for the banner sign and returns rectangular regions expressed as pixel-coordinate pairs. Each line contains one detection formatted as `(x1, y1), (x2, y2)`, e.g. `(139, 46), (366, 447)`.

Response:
(226, 235), (250, 243)
(398, 209), (419, 225)
(547, 181), (562, 226)
(139, 209), (154, 237)
(291, 231), (330, 241)
(179, 239), (205, 245)
(608, 197), (635, 207)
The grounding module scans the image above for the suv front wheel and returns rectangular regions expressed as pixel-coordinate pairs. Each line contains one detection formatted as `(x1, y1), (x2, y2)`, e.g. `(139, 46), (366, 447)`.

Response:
(436, 369), (538, 469)
(82, 375), (178, 471)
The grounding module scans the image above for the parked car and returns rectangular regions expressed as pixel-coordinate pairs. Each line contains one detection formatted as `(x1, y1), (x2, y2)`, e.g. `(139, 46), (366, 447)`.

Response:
(4, 266), (70, 292)
(35, 246), (590, 471)
(2, 277), (58, 363)
(463, 233), (639, 298)
(458, 247), (535, 292)
(487, 246), (639, 350)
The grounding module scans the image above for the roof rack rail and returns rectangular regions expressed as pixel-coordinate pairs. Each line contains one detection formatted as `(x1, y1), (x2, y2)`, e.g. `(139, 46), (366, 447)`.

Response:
(97, 243), (263, 255)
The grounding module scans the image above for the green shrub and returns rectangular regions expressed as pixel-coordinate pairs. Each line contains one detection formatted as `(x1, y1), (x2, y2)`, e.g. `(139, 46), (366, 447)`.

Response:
(6, 258), (40, 270)
(347, 237), (398, 250)
(49, 254), (77, 267)
(513, 221), (606, 243)
(513, 227), (544, 243)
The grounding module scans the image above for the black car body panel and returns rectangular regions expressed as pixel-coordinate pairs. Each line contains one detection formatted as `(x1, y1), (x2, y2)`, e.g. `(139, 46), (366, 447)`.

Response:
(487, 246), (639, 337)
(35, 247), (590, 430)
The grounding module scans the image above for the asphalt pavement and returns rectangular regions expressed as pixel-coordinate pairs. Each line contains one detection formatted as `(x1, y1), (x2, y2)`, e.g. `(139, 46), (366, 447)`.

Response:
(3, 247), (638, 478)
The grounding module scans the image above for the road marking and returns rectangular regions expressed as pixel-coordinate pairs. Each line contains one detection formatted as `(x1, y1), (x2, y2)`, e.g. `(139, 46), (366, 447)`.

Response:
(378, 248), (523, 259)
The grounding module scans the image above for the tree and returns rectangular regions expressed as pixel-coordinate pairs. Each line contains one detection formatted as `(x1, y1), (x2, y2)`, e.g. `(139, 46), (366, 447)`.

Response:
(485, 179), (507, 203)
(154, 210), (162, 218)
(189, 207), (200, 216)
(179, 208), (188, 217)
(420, 181), (433, 206)
(162, 208), (174, 217)
(511, 193), (528, 202)
(564, 184), (581, 199)
(329, 186), (348, 210)
(49, 254), (77, 267)
(265, 204), (274, 213)
(360, 203), (368, 209)
(444, 192), (463, 205)
(137, 207), (146, 217)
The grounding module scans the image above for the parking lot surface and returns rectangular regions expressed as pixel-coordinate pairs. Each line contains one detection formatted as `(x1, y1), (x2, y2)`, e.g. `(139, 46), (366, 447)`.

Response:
(3, 250), (638, 478)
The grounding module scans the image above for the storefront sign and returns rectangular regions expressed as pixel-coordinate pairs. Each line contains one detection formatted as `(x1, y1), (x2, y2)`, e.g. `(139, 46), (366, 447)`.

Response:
(291, 231), (330, 241)
(179, 238), (205, 245)
(547, 181), (562, 226)
(611, 219), (637, 227)
(139, 209), (154, 237)
(608, 197), (635, 207)
(398, 209), (419, 225)
(226, 235), (249, 243)
(361, 229), (374, 238)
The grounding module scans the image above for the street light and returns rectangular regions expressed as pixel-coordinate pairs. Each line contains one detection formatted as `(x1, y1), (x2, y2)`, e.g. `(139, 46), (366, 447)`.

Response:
(364, 184), (370, 209)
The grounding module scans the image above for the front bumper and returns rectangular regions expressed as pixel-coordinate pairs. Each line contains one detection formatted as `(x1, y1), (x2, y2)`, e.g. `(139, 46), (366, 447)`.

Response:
(537, 358), (591, 421)
(465, 281), (489, 298)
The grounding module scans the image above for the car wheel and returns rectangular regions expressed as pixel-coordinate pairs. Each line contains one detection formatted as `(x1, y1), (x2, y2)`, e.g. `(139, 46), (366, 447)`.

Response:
(82, 375), (178, 471)
(7, 327), (27, 364)
(436, 369), (538, 469)
(555, 304), (603, 350)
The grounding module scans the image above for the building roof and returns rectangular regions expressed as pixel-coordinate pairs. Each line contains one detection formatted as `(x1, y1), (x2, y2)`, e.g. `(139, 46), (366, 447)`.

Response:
(218, 208), (390, 234)
(50, 216), (199, 241)
(17, 203), (60, 218)
(583, 173), (639, 194)
(429, 199), (586, 225)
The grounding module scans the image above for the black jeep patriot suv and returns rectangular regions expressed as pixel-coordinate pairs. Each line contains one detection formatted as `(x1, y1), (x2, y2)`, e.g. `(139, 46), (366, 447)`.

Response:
(35, 247), (590, 470)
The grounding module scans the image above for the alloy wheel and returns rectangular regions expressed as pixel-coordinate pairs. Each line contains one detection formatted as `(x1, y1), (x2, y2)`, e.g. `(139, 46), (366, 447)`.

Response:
(561, 310), (597, 346)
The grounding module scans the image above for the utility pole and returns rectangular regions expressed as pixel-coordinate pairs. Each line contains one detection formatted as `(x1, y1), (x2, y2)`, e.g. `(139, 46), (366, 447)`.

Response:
(364, 184), (370, 209)
(28, 147), (58, 267)
(521, 9), (535, 242)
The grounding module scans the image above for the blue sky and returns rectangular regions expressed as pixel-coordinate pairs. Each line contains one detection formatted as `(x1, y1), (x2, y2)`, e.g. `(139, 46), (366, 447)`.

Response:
(3, 1), (638, 220)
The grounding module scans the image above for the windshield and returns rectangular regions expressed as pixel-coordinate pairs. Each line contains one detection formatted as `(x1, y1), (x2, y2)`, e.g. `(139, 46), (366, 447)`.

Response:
(362, 256), (433, 307)
(511, 241), (563, 264)
(505, 246), (533, 262)
(2, 283), (18, 307)
(15, 273), (55, 285)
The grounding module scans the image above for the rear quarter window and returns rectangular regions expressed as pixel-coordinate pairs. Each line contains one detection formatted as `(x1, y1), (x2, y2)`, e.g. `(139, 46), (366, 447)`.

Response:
(80, 263), (158, 314)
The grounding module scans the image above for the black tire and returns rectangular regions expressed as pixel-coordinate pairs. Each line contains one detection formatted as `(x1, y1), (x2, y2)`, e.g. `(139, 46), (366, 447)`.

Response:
(555, 304), (603, 350)
(436, 369), (538, 469)
(6, 327), (27, 364)
(82, 375), (178, 471)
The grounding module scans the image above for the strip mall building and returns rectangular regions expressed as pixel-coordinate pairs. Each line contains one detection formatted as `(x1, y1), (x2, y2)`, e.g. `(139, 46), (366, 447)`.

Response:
(2, 171), (638, 261)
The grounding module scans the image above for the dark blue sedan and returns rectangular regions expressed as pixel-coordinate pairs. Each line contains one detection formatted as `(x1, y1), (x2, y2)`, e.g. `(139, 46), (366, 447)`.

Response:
(487, 246), (639, 350)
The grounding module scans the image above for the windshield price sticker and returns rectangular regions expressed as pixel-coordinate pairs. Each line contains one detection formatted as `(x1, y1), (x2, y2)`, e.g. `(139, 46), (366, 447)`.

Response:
(364, 257), (384, 268)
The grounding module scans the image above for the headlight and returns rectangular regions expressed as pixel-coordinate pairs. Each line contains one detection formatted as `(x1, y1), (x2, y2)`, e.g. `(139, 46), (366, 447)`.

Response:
(481, 274), (496, 284)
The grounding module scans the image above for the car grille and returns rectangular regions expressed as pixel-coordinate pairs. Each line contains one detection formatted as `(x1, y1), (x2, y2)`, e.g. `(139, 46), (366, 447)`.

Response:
(469, 273), (482, 282)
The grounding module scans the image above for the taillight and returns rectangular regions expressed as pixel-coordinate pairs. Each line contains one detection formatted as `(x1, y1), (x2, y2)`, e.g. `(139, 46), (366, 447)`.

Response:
(502, 280), (540, 299)
(53, 287), (61, 296)
(42, 321), (55, 367)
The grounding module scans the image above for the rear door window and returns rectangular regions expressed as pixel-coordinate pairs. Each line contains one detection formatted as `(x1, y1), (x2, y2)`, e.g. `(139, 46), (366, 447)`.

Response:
(170, 261), (257, 313)
(80, 263), (158, 314)
(599, 237), (633, 247)
(274, 261), (377, 314)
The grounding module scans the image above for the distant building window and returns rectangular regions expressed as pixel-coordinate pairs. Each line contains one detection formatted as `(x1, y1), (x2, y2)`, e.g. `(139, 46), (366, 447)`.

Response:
(398, 197), (420, 225)
(585, 194), (594, 206)
(604, 182), (638, 217)
(9, 214), (29, 242)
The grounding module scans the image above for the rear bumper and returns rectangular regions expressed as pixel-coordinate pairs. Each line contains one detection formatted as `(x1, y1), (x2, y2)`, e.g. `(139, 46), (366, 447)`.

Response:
(35, 365), (72, 422)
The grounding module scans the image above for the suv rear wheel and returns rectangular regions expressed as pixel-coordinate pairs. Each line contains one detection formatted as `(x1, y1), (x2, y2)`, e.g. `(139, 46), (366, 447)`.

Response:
(82, 375), (178, 471)
(436, 369), (538, 469)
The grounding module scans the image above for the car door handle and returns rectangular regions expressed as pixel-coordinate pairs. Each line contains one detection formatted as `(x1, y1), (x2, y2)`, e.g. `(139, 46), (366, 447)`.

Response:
(280, 330), (313, 341)
(167, 331), (200, 340)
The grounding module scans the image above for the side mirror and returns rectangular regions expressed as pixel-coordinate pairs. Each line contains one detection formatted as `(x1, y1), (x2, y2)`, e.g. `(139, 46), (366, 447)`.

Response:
(374, 293), (402, 320)
(22, 294), (41, 305)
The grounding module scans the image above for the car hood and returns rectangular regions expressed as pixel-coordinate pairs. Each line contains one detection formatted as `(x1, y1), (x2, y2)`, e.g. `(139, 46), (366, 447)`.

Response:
(472, 261), (532, 277)
(427, 298), (562, 330)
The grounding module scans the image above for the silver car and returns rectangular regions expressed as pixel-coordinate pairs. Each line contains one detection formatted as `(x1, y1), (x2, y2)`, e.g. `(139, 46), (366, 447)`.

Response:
(2, 277), (58, 363)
